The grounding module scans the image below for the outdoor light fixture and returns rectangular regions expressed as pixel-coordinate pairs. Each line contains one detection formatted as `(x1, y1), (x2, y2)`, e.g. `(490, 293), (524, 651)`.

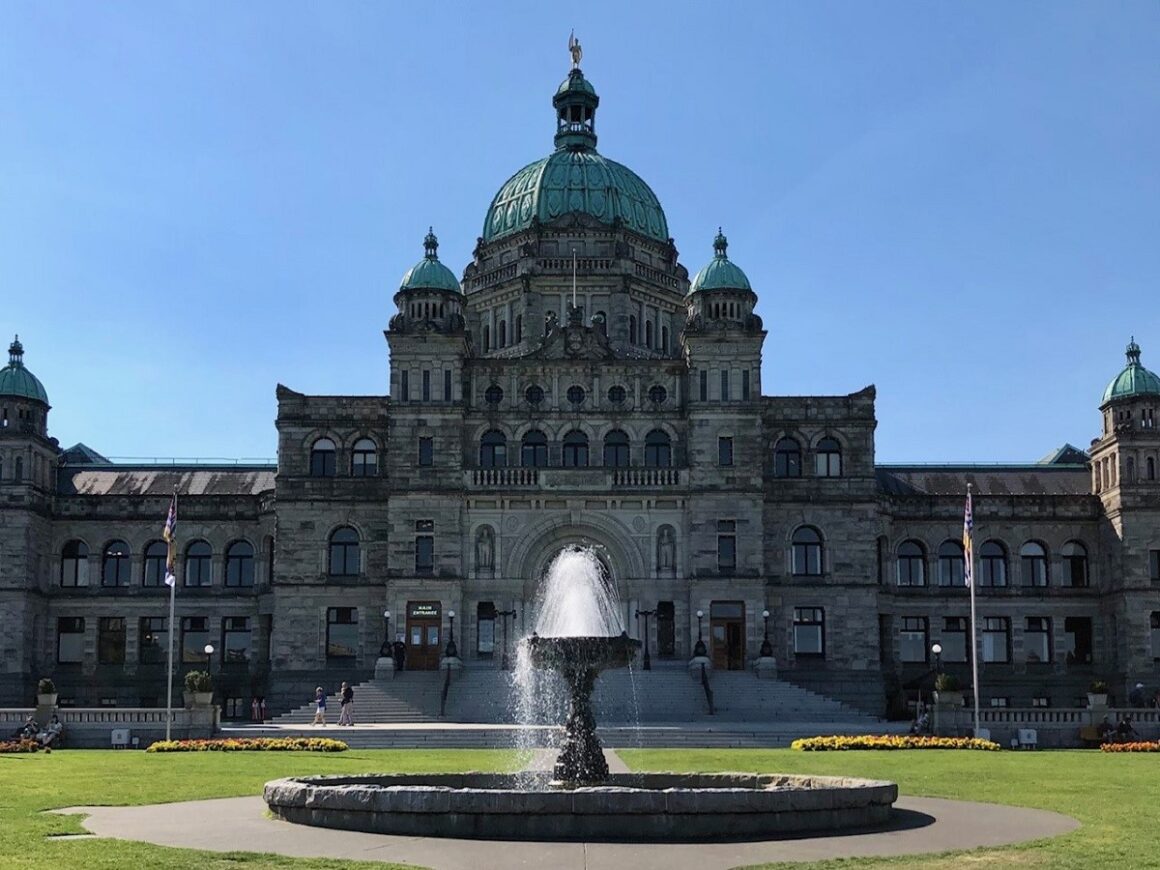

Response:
(760, 609), (773, 658)
(446, 610), (458, 658)
(931, 642), (943, 673)
(203, 643), (214, 672)
(694, 609), (707, 658)
(635, 608), (656, 670)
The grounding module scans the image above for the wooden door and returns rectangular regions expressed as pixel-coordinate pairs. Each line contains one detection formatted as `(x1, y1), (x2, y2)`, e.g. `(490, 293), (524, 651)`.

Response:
(406, 602), (442, 670)
(710, 601), (745, 670)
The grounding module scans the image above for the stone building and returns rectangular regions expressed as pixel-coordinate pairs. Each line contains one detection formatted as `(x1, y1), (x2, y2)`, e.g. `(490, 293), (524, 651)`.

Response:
(2, 61), (1159, 718)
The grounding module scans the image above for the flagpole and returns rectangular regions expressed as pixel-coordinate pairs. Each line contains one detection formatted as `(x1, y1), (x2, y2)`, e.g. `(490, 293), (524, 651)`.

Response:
(571, 248), (577, 309)
(163, 490), (178, 742)
(967, 483), (981, 737)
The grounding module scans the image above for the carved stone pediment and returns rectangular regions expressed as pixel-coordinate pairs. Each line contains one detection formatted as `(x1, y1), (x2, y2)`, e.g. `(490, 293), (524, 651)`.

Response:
(529, 321), (618, 360)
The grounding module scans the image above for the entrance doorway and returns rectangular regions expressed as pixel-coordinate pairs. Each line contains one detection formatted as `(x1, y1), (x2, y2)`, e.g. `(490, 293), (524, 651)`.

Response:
(710, 601), (745, 670)
(406, 601), (442, 670)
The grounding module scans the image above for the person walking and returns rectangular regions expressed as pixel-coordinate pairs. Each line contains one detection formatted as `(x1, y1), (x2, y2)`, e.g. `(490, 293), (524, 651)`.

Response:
(337, 681), (355, 726)
(311, 686), (327, 726)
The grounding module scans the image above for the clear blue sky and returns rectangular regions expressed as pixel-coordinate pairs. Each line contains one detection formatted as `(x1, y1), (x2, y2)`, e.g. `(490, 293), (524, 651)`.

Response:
(2, 2), (1157, 462)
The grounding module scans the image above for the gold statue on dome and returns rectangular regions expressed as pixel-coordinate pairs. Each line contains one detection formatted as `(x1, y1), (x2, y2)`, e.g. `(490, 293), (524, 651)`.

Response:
(568, 31), (583, 69)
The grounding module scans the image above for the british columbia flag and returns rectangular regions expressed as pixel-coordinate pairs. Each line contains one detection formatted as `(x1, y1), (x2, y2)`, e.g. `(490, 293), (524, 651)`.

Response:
(962, 488), (974, 588)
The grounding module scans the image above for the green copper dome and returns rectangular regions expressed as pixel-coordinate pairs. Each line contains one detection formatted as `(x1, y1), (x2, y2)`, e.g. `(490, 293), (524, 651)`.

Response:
(482, 68), (669, 244)
(0, 336), (48, 404)
(399, 229), (461, 293)
(689, 230), (752, 295)
(1102, 338), (1160, 404)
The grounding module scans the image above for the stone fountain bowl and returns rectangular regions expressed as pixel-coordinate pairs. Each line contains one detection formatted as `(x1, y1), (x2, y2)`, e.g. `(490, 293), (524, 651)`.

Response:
(521, 632), (642, 672)
(264, 772), (898, 841)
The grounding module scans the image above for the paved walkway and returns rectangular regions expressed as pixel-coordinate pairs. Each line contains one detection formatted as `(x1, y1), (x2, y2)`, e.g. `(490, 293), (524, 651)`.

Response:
(55, 787), (1077, 869)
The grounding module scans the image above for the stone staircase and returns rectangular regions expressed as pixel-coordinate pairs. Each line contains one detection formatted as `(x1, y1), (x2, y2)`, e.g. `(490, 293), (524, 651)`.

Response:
(272, 671), (444, 725)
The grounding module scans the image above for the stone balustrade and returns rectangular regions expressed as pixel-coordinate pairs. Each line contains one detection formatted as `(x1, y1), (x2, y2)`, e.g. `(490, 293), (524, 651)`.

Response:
(2, 706), (219, 748)
(466, 467), (687, 490)
(936, 706), (1160, 747)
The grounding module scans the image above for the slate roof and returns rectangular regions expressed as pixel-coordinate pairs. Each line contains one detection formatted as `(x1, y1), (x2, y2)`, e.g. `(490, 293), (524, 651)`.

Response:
(60, 467), (275, 497)
(876, 465), (1091, 497)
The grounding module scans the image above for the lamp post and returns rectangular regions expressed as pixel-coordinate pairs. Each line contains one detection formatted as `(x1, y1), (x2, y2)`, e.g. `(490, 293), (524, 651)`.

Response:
(635, 608), (655, 670)
(497, 609), (517, 670)
(382, 610), (391, 656)
(446, 609), (458, 658)
(931, 642), (943, 675)
(203, 643), (214, 673)
(693, 609), (707, 658)
(760, 609), (773, 657)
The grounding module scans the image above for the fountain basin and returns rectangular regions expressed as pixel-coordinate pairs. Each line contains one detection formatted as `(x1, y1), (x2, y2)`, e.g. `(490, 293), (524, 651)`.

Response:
(522, 633), (641, 672)
(264, 772), (898, 841)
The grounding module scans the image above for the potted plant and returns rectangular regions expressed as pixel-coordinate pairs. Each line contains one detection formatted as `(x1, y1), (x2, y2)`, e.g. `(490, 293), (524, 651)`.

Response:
(933, 673), (964, 707)
(184, 670), (214, 707)
(1087, 680), (1109, 709)
(36, 677), (58, 707)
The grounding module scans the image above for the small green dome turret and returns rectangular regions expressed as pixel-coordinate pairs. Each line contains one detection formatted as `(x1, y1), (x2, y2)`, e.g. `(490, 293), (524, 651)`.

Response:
(688, 229), (753, 295)
(0, 335), (49, 404)
(399, 228), (461, 294)
(1102, 338), (1160, 405)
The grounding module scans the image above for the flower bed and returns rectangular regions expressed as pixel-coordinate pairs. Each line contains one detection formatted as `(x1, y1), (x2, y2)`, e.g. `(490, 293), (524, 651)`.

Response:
(792, 734), (1001, 751)
(1100, 741), (1160, 753)
(146, 737), (348, 753)
(0, 739), (41, 754)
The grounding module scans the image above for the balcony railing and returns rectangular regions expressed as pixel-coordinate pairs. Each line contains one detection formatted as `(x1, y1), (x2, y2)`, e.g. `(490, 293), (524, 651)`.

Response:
(465, 467), (687, 490)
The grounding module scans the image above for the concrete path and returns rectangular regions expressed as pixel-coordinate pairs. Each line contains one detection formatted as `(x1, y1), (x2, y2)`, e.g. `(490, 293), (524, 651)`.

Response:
(55, 793), (1077, 869)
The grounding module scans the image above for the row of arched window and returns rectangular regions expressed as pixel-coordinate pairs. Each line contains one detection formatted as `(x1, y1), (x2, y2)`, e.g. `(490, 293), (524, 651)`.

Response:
(886, 538), (1090, 588)
(479, 429), (673, 468)
(481, 315), (524, 353)
(773, 437), (842, 478)
(309, 438), (377, 477)
(60, 539), (259, 588)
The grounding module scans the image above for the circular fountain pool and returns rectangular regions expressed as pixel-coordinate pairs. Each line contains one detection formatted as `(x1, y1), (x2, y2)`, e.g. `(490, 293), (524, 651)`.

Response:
(263, 772), (898, 841)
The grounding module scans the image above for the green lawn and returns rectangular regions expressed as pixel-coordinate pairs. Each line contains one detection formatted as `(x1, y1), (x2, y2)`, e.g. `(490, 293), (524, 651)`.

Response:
(621, 748), (1157, 869)
(0, 749), (521, 870)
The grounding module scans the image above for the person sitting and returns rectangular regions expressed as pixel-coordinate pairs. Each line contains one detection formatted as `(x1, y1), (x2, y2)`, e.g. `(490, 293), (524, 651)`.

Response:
(1096, 715), (1115, 742)
(13, 716), (39, 741)
(1115, 715), (1139, 743)
(37, 715), (63, 750)
(909, 710), (931, 735)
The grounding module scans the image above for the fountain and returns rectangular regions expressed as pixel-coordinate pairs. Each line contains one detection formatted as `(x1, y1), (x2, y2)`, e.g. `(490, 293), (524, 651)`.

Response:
(263, 546), (898, 840)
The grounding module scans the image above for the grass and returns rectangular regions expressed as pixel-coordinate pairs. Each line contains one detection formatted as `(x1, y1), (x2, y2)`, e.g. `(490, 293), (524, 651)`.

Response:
(620, 748), (1159, 869)
(0, 748), (521, 870)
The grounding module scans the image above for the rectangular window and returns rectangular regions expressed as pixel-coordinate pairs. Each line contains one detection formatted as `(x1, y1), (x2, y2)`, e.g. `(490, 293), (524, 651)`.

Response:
(1025, 616), (1051, 664)
(718, 436), (733, 467)
(699, 369), (708, 401)
(181, 616), (209, 664)
(222, 616), (252, 665)
(97, 617), (126, 665)
(899, 617), (928, 663)
(656, 601), (675, 657)
(57, 617), (85, 664)
(418, 437), (434, 467)
(1150, 612), (1160, 661)
(942, 617), (968, 662)
(422, 369), (431, 401)
(989, 697), (1009, 708)
(477, 602), (496, 656)
(742, 369), (751, 401)
(720, 370), (730, 401)
(1063, 616), (1093, 665)
(793, 607), (825, 656)
(444, 369), (452, 402)
(326, 607), (358, 660)
(982, 617), (1010, 663)
(138, 617), (167, 665)
(400, 370), (409, 402)
(1151, 550), (1160, 582)
(1032, 696), (1051, 708)
(716, 520), (736, 573)
(415, 536), (434, 574)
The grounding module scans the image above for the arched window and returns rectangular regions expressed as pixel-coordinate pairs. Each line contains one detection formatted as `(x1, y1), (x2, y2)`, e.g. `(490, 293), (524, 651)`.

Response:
(791, 527), (823, 576)
(351, 438), (377, 477)
(814, 437), (842, 477)
(645, 321), (653, 348)
(480, 430), (507, 468)
(896, 540), (926, 587)
(328, 527), (360, 577)
(661, 326), (669, 354)
(225, 541), (255, 587)
(498, 319), (507, 348)
(310, 438), (336, 477)
(184, 541), (212, 587)
(629, 315), (638, 344)
(515, 315), (523, 344)
(101, 540), (131, 587)
(143, 541), (168, 587)
(1148, 457), (1156, 481)
(1062, 540), (1089, 587)
(938, 540), (965, 587)
(603, 430), (630, 467)
(482, 324), (491, 353)
(521, 430), (548, 467)
(774, 437), (801, 478)
(14, 456), (23, 482)
(562, 430), (589, 467)
(979, 540), (1007, 587)
(1020, 541), (1048, 587)
(644, 429), (672, 468)
(60, 540), (89, 587)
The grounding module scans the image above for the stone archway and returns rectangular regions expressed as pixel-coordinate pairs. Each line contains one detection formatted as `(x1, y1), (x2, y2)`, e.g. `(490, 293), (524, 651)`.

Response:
(507, 512), (644, 602)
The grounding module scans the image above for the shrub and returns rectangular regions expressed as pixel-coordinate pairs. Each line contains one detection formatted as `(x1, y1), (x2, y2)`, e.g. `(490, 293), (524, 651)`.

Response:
(934, 673), (961, 692)
(1100, 741), (1160, 753)
(1089, 680), (1109, 694)
(184, 670), (213, 693)
(0, 739), (40, 754)
(791, 734), (1000, 751)
(146, 737), (348, 753)
(37, 677), (56, 695)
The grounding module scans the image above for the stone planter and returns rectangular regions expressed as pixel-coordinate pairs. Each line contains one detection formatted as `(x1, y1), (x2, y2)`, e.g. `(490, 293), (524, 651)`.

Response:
(36, 693), (58, 707)
(1087, 693), (1108, 709)
(185, 691), (214, 707)
(934, 690), (964, 707)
